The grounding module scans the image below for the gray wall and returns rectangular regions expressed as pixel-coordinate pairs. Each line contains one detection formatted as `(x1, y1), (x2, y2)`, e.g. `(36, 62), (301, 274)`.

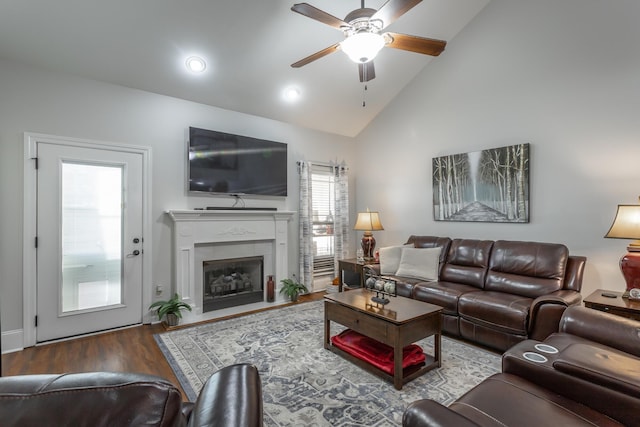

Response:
(354, 0), (640, 298)
(0, 59), (356, 345)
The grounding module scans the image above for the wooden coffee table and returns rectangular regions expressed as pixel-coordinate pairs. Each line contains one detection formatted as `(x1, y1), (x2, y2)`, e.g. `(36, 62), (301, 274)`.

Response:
(324, 289), (442, 390)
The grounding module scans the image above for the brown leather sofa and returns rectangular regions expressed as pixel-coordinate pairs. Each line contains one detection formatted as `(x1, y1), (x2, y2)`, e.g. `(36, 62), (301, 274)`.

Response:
(403, 306), (640, 426)
(373, 236), (586, 351)
(0, 363), (263, 427)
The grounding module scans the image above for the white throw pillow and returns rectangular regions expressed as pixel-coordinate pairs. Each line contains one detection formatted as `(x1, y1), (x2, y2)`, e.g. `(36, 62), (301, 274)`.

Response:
(379, 244), (414, 275)
(395, 247), (441, 281)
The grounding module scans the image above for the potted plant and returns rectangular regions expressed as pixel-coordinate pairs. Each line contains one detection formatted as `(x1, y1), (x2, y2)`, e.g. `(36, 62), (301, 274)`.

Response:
(149, 293), (192, 326)
(279, 275), (309, 302)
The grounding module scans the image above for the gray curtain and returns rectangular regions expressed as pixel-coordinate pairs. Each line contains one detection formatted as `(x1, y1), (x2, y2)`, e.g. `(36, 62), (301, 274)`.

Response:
(297, 161), (313, 288)
(333, 164), (349, 271)
(298, 161), (349, 289)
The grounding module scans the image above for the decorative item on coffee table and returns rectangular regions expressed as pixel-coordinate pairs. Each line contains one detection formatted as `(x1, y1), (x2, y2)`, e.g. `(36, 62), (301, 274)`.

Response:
(363, 265), (397, 305)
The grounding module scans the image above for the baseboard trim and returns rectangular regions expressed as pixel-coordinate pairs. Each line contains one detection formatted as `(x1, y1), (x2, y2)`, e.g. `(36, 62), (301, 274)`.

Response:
(2, 329), (24, 354)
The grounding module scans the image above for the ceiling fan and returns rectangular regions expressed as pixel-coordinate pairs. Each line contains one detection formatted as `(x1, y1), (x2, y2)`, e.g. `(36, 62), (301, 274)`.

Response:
(290, 0), (447, 82)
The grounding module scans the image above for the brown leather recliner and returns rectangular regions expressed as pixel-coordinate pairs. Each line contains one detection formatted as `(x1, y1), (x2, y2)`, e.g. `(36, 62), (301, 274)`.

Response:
(403, 307), (640, 426)
(0, 363), (263, 427)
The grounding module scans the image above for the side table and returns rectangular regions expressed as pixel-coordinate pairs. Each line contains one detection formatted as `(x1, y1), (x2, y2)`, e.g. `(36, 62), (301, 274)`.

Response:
(337, 259), (378, 292)
(583, 289), (640, 321)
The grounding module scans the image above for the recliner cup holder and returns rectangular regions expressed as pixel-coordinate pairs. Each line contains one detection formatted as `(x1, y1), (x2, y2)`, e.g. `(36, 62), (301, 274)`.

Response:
(534, 343), (558, 354)
(523, 351), (548, 363)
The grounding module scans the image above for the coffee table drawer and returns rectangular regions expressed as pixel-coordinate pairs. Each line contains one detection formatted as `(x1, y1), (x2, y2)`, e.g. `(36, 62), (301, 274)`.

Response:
(327, 303), (389, 341)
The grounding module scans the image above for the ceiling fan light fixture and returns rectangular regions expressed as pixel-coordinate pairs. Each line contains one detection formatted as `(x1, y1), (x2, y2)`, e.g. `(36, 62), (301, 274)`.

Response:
(340, 32), (385, 64)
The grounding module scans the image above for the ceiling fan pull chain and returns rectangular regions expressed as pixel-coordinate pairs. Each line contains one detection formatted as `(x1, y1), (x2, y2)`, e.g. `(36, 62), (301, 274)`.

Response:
(362, 84), (368, 107)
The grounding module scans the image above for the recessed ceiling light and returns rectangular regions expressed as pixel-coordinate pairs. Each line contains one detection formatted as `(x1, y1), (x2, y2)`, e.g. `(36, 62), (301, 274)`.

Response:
(185, 56), (206, 73)
(284, 86), (301, 102)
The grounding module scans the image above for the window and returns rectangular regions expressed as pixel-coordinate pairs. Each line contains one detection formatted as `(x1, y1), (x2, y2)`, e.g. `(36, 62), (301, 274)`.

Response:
(311, 165), (335, 278)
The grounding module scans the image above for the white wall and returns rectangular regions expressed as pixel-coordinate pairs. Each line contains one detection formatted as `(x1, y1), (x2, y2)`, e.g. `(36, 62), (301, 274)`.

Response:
(0, 59), (356, 339)
(355, 0), (640, 298)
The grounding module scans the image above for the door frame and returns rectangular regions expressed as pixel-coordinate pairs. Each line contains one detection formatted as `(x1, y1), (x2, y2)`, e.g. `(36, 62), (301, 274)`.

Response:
(23, 132), (153, 347)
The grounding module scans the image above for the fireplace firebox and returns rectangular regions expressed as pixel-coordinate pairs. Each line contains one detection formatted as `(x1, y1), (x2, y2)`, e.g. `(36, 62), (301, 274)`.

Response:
(202, 256), (264, 312)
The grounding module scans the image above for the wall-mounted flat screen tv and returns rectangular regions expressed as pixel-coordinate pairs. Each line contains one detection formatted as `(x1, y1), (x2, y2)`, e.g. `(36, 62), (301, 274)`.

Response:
(188, 127), (288, 196)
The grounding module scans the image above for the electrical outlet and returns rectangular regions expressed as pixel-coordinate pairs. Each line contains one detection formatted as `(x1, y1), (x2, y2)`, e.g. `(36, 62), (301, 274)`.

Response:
(155, 285), (163, 295)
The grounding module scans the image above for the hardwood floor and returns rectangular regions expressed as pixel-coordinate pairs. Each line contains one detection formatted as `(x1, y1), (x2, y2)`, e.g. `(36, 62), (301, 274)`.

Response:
(1, 292), (325, 401)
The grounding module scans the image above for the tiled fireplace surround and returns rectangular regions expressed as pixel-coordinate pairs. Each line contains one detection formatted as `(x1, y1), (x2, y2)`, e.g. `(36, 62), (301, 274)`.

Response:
(167, 210), (294, 323)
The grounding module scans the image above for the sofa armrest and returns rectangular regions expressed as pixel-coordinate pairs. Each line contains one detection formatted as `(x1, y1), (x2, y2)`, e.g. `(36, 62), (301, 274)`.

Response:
(528, 290), (582, 340)
(563, 255), (586, 292)
(559, 306), (640, 357)
(187, 363), (263, 427)
(553, 343), (640, 398)
(403, 400), (480, 427)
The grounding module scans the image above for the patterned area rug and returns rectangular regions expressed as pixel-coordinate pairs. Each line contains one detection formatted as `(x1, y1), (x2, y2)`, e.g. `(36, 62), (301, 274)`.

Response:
(155, 300), (500, 426)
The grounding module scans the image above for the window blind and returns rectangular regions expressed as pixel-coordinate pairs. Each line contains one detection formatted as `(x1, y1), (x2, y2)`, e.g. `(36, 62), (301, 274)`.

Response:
(311, 164), (335, 277)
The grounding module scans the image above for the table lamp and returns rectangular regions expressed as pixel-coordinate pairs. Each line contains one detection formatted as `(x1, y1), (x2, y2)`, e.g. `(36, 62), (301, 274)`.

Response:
(604, 197), (640, 299)
(354, 209), (384, 261)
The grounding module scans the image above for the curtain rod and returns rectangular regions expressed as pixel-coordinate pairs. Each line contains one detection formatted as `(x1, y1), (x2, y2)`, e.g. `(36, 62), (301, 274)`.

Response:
(296, 160), (347, 168)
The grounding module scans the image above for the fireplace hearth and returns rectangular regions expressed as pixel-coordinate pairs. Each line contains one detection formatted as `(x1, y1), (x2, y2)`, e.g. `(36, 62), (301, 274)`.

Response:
(203, 256), (264, 312)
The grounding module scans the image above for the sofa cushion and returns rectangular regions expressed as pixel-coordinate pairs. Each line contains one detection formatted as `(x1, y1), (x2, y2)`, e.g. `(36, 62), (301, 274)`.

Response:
(559, 305), (640, 357)
(485, 240), (568, 298)
(379, 244), (413, 275)
(412, 281), (481, 315)
(405, 236), (451, 274)
(440, 239), (494, 288)
(395, 247), (441, 282)
(553, 343), (640, 399)
(458, 291), (532, 334)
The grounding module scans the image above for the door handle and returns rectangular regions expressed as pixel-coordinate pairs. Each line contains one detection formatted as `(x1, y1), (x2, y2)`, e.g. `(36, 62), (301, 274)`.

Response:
(127, 249), (141, 258)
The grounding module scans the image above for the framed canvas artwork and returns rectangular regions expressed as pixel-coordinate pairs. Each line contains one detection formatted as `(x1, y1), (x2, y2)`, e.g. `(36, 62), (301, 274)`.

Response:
(432, 143), (530, 223)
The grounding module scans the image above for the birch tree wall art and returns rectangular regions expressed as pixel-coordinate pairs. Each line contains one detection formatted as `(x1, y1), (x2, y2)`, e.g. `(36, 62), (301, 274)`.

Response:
(433, 143), (529, 223)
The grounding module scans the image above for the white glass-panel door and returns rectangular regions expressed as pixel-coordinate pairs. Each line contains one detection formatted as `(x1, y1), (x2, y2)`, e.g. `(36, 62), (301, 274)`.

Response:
(36, 142), (143, 342)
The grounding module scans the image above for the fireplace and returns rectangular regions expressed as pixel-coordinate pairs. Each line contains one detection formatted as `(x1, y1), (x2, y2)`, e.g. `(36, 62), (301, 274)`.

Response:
(166, 209), (294, 320)
(203, 256), (264, 312)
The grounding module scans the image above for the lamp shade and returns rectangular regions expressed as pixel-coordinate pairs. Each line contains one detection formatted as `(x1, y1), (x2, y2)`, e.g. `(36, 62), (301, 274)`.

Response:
(605, 204), (640, 246)
(354, 211), (384, 231)
(340, 32), (385, 64)
(605, 201), (640, 297)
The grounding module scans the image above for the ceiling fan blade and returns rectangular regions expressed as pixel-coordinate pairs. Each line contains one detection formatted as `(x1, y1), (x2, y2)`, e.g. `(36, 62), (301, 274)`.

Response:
(358, 61), (376, 82)
(291, 43), (341, 68)
(384, 32), (446, 56)
(291, 3), (348, 29)
(371, 0), (422, 29)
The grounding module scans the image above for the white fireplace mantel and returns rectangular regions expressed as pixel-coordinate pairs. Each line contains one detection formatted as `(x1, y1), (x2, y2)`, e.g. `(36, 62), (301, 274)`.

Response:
(166, 209), (295, 314)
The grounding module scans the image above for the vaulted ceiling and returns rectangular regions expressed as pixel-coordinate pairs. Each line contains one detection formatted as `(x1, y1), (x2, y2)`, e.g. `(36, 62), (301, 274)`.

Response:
(0, 0), (489, 137)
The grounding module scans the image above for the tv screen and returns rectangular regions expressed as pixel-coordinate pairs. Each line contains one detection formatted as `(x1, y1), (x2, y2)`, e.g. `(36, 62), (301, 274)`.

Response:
(188, 127), (288, 196)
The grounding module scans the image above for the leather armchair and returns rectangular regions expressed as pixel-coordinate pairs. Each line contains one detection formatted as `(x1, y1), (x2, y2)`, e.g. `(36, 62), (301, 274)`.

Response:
(403, 307), (639, 427)
(0, 363), (263, 427)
